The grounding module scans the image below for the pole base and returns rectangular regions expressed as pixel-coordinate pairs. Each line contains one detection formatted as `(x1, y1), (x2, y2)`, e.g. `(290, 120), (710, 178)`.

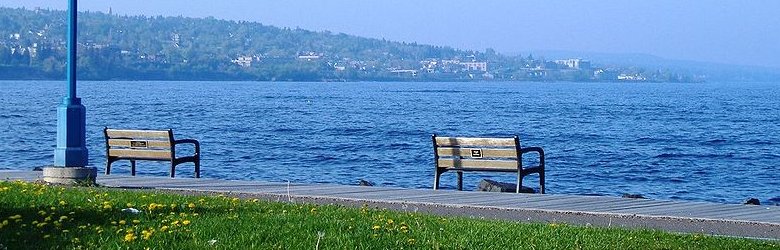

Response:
(43, 166), (97, 185)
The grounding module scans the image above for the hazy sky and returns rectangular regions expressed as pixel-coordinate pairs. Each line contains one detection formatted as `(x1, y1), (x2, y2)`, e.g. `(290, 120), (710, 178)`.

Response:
(2, 0), (779, 68)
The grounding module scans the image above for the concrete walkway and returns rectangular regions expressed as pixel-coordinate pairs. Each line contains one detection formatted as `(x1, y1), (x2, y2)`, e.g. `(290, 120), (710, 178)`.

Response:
(2, 170), (778, 240)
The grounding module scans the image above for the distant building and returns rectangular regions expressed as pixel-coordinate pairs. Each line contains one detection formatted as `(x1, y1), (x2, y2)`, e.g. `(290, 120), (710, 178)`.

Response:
(391, 69), (418, 77)
(554, 58), (591, 70)
(232, 55), (261, 67)
(298, 52), (322, 61)
(460, 61), (487, 72)
(618, 73), (647, 81)
(298, 55), (320, 61)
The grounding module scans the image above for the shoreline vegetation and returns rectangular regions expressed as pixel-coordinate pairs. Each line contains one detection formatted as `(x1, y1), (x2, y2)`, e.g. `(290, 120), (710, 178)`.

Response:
(1, 181), (777, 249)
(0, 7), (709, 83)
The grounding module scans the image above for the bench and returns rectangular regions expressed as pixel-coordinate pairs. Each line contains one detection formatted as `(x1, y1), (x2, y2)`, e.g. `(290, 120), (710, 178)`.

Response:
(432, 134), (545, 193)
(104, 128), (200, 178)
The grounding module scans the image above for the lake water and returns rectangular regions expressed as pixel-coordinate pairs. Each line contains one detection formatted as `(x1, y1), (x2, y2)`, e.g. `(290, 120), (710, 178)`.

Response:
(1, 81), (778, 204)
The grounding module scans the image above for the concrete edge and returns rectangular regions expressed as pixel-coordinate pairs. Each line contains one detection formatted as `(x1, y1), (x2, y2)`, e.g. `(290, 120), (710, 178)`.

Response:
(145, 187), (780, 240)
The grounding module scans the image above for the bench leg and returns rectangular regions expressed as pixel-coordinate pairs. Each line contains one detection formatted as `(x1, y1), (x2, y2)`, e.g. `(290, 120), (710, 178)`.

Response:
(130, 160), (136, 176)
(433, 168), (441, 190)
(194, 159), (200, 178)
(540, 170), (545, 194)
(516, 171), (522, 194)
(170, 162), (176, 178)
(456, 171), (463, 191)
(105, 160), (112, 175)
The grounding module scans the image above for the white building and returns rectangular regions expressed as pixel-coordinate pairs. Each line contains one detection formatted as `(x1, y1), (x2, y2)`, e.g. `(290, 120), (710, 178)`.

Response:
(460, 61), (488, 72)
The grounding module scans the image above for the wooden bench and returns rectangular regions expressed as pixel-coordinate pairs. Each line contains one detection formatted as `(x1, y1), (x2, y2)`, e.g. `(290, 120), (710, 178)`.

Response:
(104, 128), (200, 178)
(432, 134), (545, 193)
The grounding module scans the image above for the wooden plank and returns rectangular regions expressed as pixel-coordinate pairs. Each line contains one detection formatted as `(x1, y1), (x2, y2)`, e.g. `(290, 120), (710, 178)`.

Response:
(108, 139), (171, 148)
(437, 159), (517, 170)
(435, 137), (516, 147)
(108, 149), (171, 159)
(106, 129), (170, 139)
(437, 148), (517, 158)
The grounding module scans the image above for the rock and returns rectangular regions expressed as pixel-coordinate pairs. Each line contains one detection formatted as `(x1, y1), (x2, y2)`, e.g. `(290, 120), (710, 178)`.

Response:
(768, 197), (780, 206)
(357, 179), (374, 186)
(622, 193), (646, 199)
(477, 179), (535, 193)
(744, 198), (761, 205)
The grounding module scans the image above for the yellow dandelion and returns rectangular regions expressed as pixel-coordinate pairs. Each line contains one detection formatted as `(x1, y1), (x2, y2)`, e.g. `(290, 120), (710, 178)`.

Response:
(103, 204), (112, 210)
(171, 220), (180, 226)
(118, 220), (126, 225)
(372, 225), (381, 230)
(126, 203), (134, 207)
(188, 203), (196, 208)
(310, 208), (317, 213)
(123, 233), (136, 242)
(386, 219), (394, 225)
(59, 200), (67, 206)
(252, 199), (259, 202)
(160, 225), (169, 232)
(132, 220), (141, 224)
(407, 238), (416, 244)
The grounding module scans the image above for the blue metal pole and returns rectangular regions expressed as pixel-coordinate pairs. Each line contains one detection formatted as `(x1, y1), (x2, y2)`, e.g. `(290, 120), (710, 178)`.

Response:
(53, 0), (88, 167)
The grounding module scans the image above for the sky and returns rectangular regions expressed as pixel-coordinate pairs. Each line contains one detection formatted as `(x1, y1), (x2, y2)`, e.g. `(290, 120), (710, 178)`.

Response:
(2, 0), (779, 68)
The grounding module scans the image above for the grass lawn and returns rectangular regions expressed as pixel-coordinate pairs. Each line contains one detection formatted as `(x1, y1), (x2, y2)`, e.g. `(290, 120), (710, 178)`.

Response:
(0, 180), (777, 249)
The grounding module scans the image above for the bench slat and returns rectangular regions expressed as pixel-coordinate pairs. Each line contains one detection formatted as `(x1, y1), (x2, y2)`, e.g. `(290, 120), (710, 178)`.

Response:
(106, 129), (170, 139)
(108, 149), (172, 160)
(437, 148), (518, 158)
(107, 139), (172, 148)
(435, 137), (516, 147)
(437, 159), (518, 170)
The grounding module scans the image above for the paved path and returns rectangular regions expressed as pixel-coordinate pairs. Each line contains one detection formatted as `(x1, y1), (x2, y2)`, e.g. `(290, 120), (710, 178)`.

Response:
(2, 170), (778, 239)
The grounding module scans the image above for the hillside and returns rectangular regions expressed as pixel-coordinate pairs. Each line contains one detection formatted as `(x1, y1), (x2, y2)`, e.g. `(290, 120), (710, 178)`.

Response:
(0, 7), (701, 82)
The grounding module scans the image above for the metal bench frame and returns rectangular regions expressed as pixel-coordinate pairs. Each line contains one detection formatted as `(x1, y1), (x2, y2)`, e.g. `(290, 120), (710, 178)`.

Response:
(432, 134), (545, 193)
(104, 127), (200, 178)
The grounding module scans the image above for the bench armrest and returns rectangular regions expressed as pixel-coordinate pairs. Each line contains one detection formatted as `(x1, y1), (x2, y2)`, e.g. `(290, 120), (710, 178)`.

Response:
(520, 146), (545, 168)
(174, 139), (200, 156)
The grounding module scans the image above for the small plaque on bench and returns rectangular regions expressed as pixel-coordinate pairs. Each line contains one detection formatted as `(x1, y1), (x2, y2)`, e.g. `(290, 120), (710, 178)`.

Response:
(130, 140), (148, 148)
(471, 149), (483, 158)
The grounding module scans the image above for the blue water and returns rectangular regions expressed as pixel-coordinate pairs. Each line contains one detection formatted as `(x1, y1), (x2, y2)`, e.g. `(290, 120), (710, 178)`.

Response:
(1, 81), (778, 204)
